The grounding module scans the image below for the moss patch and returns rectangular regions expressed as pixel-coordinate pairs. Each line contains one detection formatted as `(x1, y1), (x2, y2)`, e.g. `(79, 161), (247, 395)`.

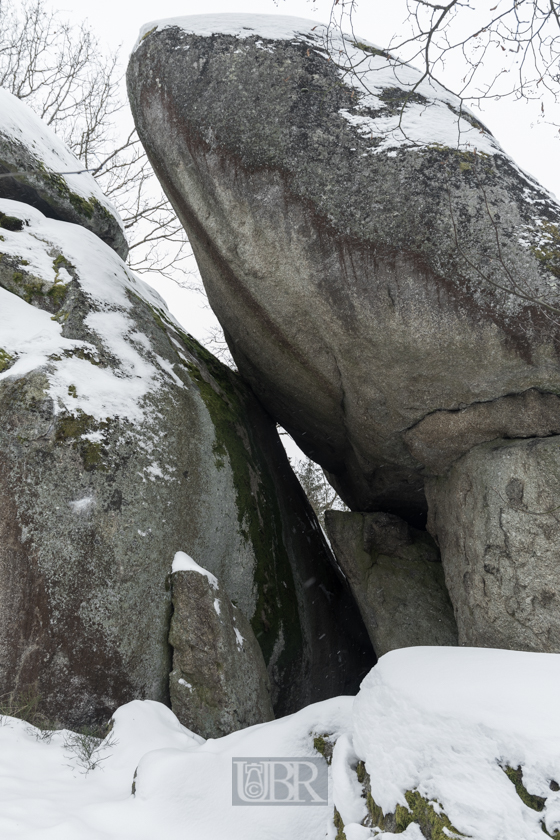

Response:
(0, 212), (23, 232)
(171, 325), (303, 672)
(366, 788), (464, 837)
(531, 221), (560, 279)
(333, 807), (346, 840)
(0, 348), (14, 373)
(55, 409), (110, 472)
(313, 733), (334, 765)
(503, 765), (546, 812)
(37, 162), (115, 225)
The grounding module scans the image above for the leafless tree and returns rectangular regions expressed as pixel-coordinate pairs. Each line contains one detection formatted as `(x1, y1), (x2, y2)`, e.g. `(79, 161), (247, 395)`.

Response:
(323, 0), (560, 123)
(0, 0), (194, 284)
(291, 455), (348, 526)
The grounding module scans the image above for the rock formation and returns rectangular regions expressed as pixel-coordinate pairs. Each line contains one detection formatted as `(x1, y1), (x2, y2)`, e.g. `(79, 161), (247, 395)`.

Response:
(128, 14), (560, 528)
(324, 510), (457, 655)
(0, 88), (127, 259)
(427, 437), (560, 652)
(0, 194), (373, 729)
(169, 554), (274, 738)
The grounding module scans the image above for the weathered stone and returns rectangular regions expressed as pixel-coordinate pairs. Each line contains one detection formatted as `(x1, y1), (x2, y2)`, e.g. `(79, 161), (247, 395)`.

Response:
(325, 510), (457, 656)
(426, 436), (560, 651)
(169, 566), (274, 738)
(404, 389), (560, 475)
(0, 197), (374, 728)
(0, 88), (127, 258)
(128, 14), (560, 526)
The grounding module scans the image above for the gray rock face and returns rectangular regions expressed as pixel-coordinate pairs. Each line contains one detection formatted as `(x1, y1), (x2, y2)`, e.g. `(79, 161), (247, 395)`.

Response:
(128, 14), (560, 525)
(169, 566), (274, 738)
(0, 198), (373, 727)
(324, 510), (457, 656)
(0, 88), (127, 258)
(427, 436), (560, 651)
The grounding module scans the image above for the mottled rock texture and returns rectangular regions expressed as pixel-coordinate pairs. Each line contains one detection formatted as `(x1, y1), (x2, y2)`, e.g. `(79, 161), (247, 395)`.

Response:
(427, 436), (560, 651)
(169, 568), (274, 738)
(0, 198), (373, 728)
(325, 510), (457, 656)
(0, 88), (127, 258)
(128, 14), (560, 526)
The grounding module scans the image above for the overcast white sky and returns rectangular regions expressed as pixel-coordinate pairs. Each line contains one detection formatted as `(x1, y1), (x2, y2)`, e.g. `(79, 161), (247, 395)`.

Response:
(55, 0), (560, 343)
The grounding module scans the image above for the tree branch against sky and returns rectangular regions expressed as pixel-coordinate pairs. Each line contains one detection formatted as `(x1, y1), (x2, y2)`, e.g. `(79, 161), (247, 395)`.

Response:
(322, 0), (560, 127)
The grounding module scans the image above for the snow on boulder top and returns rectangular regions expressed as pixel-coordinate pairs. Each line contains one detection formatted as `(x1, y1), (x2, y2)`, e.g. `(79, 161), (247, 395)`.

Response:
(0, 197), (180, 427)
(172, 551), (219, 589)
(135, 13), (500, 157)
(0, 88), (128, 258)
(351, 646), (560, 839)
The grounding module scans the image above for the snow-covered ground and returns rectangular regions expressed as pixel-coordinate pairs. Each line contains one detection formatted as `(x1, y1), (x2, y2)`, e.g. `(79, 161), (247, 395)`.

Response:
(2, 647), (560, 839)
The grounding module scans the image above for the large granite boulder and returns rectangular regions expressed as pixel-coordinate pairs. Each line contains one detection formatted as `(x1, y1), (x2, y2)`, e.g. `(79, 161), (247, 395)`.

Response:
(0, 88), (127, 259)
(128, 13), (560, 526)
(427, 436), (560, 652)
(169, 554), (274, 738)
(324, 510), (457, 655)
(0, 196), (373, 728)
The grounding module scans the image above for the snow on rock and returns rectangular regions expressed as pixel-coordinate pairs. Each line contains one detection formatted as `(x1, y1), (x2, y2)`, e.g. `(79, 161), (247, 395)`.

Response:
(0, 89), (127, 258)
(135, 13), (500, 157)
(0, 198), (176, 425)
(172, 550), (219, 588)
(349, 647), (560, 839)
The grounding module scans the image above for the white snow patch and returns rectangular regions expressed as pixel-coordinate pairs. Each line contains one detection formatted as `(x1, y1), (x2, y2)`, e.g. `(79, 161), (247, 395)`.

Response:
(135, 13), (323, 49)
(213, 598), (221, 616)
(178, 678), (192, 690)
(234, 627), (245, 649)
(172, 551), (219, 589)
(68, 496), (95, 513)
(0, 696), (350, 839)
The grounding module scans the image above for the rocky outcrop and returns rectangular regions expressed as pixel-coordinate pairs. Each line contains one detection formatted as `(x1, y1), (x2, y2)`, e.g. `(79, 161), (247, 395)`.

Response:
(426, 436), (560, 652)
(0, 196), (373, 728)
(127, 14), (560, 527)
(169, 556), (274, 738)
(324, 510), (457, 655)
(0, 88), (127, 258)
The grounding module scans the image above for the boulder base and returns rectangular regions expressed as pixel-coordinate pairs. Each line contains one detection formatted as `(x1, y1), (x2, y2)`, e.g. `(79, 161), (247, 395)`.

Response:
(427, 436), (560, 651)
(324, 510), (457, 656)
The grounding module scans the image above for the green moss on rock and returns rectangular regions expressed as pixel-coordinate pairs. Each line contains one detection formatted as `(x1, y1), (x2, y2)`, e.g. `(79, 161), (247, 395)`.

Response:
(531, 221), (560, 279)
(55, 409), (109, 472)
(176, 333), (302, 669)
(503, 765), (546, 812)
(0, 348), (14, 372)
(333, 807), (346, 840)
(366, 788), (464, 838)
(0, 212), (23, 231)
(313, 733), (334, 765)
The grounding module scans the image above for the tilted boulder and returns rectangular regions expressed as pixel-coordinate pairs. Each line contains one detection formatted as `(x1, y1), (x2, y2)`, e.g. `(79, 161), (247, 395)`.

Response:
(427, 437), (560, 652)
(0, 88), (127, 259)
(324, 510), (457, 655)
(0, 197), (373, 728)
(128, 13), (560, 526)
(169, 554), (274, 738)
